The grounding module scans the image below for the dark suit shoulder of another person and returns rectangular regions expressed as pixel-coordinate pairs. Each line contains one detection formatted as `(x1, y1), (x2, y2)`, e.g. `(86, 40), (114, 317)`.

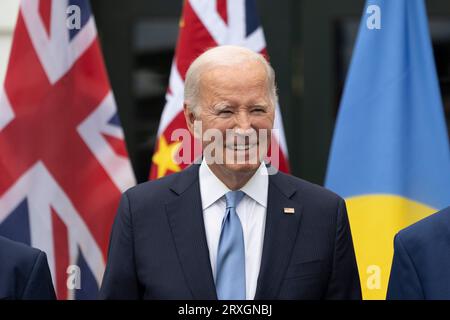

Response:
(0, 236), (56, 300)
(387, 206), (450, 299)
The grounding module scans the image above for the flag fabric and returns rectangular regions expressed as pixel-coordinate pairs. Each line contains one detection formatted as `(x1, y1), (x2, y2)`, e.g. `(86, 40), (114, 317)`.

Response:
(149, 0), (290, 180)
(0, 0), (135, 299)
(326, 0), (450, 299)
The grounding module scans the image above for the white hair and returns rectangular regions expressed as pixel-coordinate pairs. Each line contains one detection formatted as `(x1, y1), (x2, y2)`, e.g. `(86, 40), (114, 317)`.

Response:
(184, 45), (278, 115)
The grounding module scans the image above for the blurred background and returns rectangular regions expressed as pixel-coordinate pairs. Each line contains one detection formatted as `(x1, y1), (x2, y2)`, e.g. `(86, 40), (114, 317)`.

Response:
(1, 0), (450, 184)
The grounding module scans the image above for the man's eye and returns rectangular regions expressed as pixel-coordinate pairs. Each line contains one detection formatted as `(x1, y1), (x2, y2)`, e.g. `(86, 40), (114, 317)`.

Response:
(219, 110), (233, 115)
(252, 108), (266, 113)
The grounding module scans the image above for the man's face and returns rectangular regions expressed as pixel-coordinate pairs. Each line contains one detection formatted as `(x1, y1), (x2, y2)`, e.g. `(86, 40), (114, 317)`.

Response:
(187, 59), (275, 175)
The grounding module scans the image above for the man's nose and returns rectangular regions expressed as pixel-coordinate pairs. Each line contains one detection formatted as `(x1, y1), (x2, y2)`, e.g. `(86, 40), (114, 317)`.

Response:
(235, 110), (252, 130)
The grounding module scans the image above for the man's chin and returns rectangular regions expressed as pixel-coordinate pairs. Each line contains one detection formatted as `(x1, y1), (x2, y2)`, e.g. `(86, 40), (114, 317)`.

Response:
(222, 162), (261, 174)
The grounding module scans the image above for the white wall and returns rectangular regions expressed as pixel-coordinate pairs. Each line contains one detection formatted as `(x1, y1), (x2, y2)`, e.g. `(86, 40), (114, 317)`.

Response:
(0, 1), (20, 85)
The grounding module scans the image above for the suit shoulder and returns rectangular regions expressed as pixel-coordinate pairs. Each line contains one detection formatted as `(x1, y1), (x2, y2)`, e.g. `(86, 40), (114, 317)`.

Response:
(0, 236), (42, 272)
(125, 170), (180, 197)
(274, 171), (343, 204)
(272, 172), (347, 233)
(396, 206), (450, 246)
(121, 166), (198, 211)
(126, 165), (197, 197)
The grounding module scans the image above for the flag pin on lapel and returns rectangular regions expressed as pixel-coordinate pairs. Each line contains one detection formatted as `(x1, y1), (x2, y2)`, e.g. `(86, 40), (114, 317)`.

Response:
(283, 208), (295, 214)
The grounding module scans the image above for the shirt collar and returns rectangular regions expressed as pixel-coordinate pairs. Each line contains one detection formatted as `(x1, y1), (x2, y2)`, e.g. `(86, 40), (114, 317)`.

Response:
(199, 159), (268, 210)
(199, 159), (229, 210)
(240, 163), (268, 208)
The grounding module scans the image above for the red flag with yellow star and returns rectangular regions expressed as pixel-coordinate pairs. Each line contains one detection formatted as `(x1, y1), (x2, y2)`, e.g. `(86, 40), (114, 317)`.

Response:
(149, 0), (290, 179)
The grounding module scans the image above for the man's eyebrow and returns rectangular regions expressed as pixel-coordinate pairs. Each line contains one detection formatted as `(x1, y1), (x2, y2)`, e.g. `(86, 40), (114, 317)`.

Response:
(212, 102), (233, 110)
(211, 102), (270, 111)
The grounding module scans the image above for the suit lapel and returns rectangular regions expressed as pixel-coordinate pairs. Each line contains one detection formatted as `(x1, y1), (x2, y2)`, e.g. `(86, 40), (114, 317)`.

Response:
(165, 165), (217, 300)
(254, 172), (303, 299)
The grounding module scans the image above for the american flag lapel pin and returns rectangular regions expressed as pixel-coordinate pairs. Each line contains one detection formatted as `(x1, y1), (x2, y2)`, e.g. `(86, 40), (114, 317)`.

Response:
(283, 208), (295, 214)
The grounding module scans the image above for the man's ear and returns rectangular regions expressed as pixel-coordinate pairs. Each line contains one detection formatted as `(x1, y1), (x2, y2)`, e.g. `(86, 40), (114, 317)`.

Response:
(183, 103), (196, 135)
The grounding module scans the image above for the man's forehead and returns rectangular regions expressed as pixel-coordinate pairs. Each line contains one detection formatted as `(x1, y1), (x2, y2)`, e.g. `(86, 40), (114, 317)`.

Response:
(200, 60), (267, 81)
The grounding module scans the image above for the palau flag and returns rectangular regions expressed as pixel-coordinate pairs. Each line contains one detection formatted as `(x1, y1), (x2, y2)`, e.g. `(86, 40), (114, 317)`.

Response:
(325, 0), (450, 300)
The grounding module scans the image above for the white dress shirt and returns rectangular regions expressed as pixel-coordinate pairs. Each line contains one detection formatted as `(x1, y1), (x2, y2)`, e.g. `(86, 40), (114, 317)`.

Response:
(199, 159), (268, 300)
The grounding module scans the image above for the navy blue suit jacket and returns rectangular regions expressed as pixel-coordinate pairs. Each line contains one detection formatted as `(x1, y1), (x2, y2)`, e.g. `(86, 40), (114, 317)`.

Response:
(99, 164), (361, 299)
(0, 236), (56, 300)
(387, 206), (450, 299)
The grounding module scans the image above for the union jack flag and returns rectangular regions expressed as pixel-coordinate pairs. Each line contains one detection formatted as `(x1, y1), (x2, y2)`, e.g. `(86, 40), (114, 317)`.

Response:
(149, 0), (290, 180)
(0, 0), (135, 299)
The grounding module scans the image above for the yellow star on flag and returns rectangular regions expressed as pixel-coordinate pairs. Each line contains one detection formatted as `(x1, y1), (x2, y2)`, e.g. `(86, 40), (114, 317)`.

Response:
(152, 135), (182, 178)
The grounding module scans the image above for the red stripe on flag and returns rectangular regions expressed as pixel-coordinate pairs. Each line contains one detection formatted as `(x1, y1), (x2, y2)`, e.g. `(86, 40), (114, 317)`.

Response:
(267, 136), (290, 174)
(102, 133), (128, 158)
(175, 0), (217, 80)
(38, 0), (52, 38)
(260, 47), (269, 60)
(217, 0), (228, 25)
(51, 207), (69, 300)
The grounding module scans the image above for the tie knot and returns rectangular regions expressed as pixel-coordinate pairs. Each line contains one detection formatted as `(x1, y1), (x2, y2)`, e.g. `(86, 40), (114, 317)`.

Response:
(225, 191), (245, 209)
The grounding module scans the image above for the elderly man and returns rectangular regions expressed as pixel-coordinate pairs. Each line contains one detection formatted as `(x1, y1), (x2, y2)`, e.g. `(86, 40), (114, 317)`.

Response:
(99, 45), (361, 300)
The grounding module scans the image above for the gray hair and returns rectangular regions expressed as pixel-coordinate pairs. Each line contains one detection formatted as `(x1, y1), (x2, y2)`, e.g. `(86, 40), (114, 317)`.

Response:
(184, 45), (278, 116)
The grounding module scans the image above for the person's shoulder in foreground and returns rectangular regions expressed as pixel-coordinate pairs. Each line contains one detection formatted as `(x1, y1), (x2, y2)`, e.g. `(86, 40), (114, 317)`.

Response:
(0, 235), (56, 300)
(99, 164), (362, 300)
(387, 206), (450, 300)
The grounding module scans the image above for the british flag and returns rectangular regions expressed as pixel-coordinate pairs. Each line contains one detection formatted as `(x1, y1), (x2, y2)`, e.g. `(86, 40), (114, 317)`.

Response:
(149, 0), (290, 180)
(0, 0), (135, 299)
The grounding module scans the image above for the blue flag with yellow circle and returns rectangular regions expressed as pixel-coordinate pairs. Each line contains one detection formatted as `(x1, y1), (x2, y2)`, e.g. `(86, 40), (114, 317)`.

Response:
(325, 0), (450, 300)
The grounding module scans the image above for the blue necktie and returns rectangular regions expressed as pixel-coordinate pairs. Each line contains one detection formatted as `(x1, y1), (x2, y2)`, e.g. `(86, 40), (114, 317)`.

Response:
(216, 190), (246, 300)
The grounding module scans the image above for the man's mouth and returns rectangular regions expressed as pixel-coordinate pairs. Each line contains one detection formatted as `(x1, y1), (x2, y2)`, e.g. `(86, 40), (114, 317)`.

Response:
(226, 143), (258, 151)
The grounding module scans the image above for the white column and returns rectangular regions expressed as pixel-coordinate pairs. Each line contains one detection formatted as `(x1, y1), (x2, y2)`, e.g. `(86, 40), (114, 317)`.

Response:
(0, 1), (20, 85)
